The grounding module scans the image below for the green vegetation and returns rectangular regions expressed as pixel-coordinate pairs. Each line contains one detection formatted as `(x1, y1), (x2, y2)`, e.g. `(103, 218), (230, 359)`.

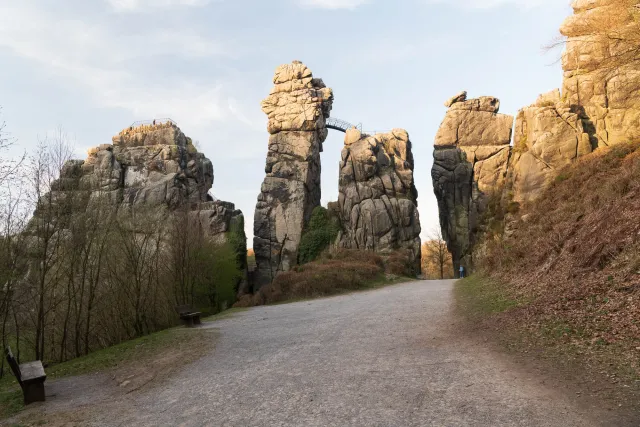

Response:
(0, 326), (215, 418)
(454, 275), (520, 321)
(298, 207), (341, 265)
(203, 307), (249, 321)
(468, 142), (640, 409)
(193, 241), (243, 313)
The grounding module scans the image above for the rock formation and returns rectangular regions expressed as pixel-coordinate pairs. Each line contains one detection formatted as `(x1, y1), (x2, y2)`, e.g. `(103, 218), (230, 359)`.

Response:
(432, 93), (513, 271)
(337, 128), (421, 270)
(510, 90), (592, 203)
(29, 120), (245, 256)
(560, 0), (640, 148)
(432, 0), (640, 271)
(253, 61), (333, 289)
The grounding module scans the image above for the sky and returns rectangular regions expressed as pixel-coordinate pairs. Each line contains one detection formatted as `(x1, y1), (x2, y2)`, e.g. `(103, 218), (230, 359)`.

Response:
(0, 0), (573, 245)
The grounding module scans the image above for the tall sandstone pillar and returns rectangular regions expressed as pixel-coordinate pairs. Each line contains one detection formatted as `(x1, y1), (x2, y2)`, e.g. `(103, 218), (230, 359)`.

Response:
(253, 61), (333, 289)
(431, 92), (513, 272)
(337, 128), (421, 272)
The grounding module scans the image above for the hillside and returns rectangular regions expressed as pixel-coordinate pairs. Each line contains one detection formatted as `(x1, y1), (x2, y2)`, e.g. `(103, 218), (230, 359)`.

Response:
(462, 142), (640, 409)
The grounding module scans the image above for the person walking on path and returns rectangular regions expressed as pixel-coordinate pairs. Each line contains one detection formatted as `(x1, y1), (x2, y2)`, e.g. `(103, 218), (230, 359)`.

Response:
(459, 265), (465, 279)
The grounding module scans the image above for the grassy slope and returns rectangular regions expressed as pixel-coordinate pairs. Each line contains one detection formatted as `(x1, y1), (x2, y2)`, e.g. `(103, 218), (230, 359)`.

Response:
(0, 309), (245, 419)
(460, 142), (640, 412)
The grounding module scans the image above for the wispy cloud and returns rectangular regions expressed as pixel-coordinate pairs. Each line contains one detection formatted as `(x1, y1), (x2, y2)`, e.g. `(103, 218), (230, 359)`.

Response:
(106, 0), (212, 12)
(298, 0), (369, 10)
(0, 1), (249, 132)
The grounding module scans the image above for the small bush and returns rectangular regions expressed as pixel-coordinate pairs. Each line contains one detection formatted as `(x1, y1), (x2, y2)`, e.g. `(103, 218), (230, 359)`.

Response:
(383, 250), (418, 277)
(194, 241), (243, 313)
(298, 207), (341, 264)
(242, 249), (387, 306)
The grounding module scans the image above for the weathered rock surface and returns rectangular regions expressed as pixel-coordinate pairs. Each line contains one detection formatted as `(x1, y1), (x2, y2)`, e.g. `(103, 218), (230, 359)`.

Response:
(253, 61), (334, 289)
(560, 0), (640, 147)
(432, 1), (640, 272)
(31, 121), (244, 245)
(432, 94), (513, 270)
(509, 90), (593, 203)
(337, 129), (421, 269)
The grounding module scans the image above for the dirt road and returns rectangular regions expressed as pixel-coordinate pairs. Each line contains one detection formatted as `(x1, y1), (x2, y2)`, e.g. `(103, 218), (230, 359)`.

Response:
(18, 280), (612, 426)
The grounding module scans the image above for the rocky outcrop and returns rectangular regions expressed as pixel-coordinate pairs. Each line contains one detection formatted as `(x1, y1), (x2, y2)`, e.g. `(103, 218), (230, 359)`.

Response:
(432, 93), (513, 271)
(432, 1), (640, 272)
(253, 61), (334, 289)
(31, 121), (244, 246)
(510, 90), (592, 203)
(560, 0), (640, 148)
(337, 128), (421, 270)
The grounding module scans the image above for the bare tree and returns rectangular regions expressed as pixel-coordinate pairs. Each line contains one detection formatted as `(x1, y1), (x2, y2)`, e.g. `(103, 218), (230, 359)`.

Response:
(22, 130), (74, 360)
(0, 108), (25, 188)
(422, 228), (452, 280)
(549, 1), (640, 87)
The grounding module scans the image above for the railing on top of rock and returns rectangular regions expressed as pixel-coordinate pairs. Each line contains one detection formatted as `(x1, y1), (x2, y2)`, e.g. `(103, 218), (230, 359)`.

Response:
(363, 129), (392, 136)
(130, 118), (177, 128)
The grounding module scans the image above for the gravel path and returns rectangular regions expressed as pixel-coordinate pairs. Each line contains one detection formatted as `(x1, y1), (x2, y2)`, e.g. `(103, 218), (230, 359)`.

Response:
(23, 280), (610, 426)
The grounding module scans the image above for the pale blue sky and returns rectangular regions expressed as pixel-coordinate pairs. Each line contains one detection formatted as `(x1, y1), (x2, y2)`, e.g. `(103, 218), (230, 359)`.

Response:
(0, 0), (572, 243)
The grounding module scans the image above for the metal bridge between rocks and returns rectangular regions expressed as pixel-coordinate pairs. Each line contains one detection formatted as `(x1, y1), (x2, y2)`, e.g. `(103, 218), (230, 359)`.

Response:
(326, 118), (362, 133)
(326, 118), (389, 136)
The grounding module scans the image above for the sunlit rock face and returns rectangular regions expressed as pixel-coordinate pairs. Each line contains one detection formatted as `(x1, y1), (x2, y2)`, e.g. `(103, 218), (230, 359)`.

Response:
(431, 1), (639, 272)
(253, 61), (334, 289)
(509, 90), (593, 204)
(432, 93), (513, 271)
(559, 0), (640, 148)
(337, 129), (421, 271)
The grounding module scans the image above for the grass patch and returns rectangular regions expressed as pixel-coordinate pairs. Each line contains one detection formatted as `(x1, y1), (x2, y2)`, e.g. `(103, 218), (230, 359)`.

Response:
(203, 307), (250, 321)
(454, 274), (521, 321)
(43, 328), (207, 380)
(0, 326), (212, 419)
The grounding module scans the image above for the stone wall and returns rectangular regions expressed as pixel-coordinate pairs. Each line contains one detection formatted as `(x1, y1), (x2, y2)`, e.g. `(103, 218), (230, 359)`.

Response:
(253, 61), (334, 289)
(337, 128), (421, 270)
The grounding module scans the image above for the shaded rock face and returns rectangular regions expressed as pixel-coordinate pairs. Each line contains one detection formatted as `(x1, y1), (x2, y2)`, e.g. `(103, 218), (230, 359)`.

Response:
(560, 0), (640, 148)
(253, 61), (334, 289)
(38, 122), (244, 243)
(337, 129), (421, 269)
(432, 94), (513, 271)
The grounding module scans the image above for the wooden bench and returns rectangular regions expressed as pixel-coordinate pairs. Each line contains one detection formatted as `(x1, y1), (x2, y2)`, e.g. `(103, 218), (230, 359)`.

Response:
(5, 346), (46, 404)
(174, 305), (202, 327)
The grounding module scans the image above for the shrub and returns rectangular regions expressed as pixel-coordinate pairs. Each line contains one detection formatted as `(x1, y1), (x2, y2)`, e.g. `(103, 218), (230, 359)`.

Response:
(243, 249), (386, 305)
(384, 250), (418, 277)
(194, 241), (243, 313)
(298, 206), (341, 264)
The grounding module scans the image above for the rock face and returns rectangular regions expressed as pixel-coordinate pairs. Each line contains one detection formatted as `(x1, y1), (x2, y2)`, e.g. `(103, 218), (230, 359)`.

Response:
(337, 129), (421, 270)
(432, 94), (513, 271)
(253, 61), (334, 289)
(432, 1), (640, 272)
(36, 121), (244, 245)
(510, 90), (592, 203)
(560, 0), (640, 148)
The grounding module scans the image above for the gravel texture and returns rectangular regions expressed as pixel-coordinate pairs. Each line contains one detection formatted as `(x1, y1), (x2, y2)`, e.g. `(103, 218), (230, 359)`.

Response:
(18, 280), (610, 426)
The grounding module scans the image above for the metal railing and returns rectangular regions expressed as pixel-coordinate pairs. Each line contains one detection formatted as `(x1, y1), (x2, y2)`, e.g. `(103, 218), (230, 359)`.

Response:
(129, 118), (177, 128)
(326, 118), (362, 133)
(363, 130), (392, 135)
